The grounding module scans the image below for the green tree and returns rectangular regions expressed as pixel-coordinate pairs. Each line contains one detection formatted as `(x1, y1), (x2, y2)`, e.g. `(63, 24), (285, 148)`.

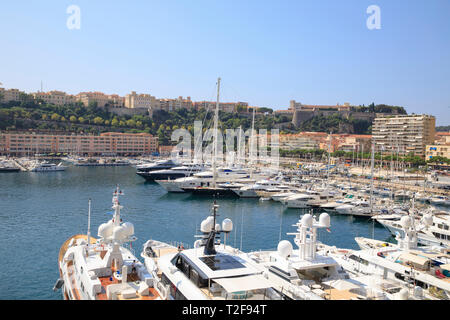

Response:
(93, 117), (104, 125)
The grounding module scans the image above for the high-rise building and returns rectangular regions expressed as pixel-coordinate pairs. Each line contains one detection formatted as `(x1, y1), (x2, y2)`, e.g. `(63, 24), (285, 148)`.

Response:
(372, 114), (435, 157)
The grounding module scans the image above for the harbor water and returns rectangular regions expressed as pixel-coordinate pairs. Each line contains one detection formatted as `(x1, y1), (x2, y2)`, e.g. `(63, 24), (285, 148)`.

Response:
(0, 166), (395, 300)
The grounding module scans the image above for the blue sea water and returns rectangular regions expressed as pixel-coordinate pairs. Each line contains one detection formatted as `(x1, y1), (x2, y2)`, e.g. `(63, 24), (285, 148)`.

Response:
(0, 166), (393, 300)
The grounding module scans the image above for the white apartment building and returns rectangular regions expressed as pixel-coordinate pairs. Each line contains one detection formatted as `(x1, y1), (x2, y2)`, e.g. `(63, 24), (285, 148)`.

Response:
(372, 114), (436, 157)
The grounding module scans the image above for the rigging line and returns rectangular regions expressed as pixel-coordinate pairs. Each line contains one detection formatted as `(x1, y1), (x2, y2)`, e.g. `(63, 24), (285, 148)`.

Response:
(278, 205), (283, 243)
(240, 206), (244, 251)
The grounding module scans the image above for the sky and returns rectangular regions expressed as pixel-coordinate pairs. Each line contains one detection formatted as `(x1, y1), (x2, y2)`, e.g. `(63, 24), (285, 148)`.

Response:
(0, 0), (449, 125)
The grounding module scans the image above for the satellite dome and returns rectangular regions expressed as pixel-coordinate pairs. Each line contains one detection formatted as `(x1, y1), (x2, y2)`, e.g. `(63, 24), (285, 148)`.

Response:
(277, 240), (293, 259)
(215, 224), (221, 232)
(396, 288), (409, 300)
(194, 240), (202, 248)
(422, 214), (433, 227)
(222, 218), (233, 232)
(301, 214), (313, 227)
(400, 216), (412, 229)
(319, 212), (331, 228)
(200, 219), (213, 233)
(414, 286), (423, 298)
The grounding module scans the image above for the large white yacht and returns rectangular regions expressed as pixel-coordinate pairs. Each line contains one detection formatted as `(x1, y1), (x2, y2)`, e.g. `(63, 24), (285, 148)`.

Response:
(247, 212), (372, 300)
(136, 164), (205, 181)
(156, 167), (251, 193)
(328, 215), (450, 300)
(140, 202), (285, 300)
(232, 177), (285, 198)
(376, 213), (450, 247)
(30, 161), (67, 172)
(55, 187), (160, 300)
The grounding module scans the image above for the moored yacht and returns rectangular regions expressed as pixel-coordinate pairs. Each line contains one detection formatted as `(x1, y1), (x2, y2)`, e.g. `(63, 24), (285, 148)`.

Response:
(140, 201), (285, 300)
(30, 161), (66, 172)
(55, 187), (159, 300)
(136, 164), (205, 181)
(157, 167), (251, 193)
(328, 215), (450, 300)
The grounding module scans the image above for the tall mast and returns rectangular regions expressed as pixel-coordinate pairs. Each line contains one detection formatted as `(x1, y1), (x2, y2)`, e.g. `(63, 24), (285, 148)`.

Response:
(249, 107), (256, 175)
(87, 198), (92, 246)
(370, 142), (375, 212)
(212, 77), (221, 188)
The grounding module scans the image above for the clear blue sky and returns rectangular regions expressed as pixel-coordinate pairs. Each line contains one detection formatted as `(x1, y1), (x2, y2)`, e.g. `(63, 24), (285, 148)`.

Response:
(0, 1), (449, 125)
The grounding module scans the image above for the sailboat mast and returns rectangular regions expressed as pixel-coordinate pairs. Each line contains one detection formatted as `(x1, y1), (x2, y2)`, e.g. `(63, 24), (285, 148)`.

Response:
(87, 198), (92, 246)
(212, 77), (221, 188)
(370, 142), (375, 212)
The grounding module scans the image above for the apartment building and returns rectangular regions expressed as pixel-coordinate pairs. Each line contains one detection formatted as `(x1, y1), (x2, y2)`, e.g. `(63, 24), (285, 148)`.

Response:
(124, 91), (159, 109)
(158, 96), (193, 111)
(193, 101), (248, 113)
(426, 132), (450, 160)
(32, 91), (76, 105)
(372, 114), (435, 157)
(279, 132), (327, 151)
(0, 132), (158, 156)
(76, 92), (124, 108)
(0, 88), (26, 102)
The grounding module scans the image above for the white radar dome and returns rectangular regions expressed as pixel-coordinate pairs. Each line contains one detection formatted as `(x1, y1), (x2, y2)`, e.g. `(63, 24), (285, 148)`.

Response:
(400, 216), (412, 229)
(319, 212), (331, 228)
(396, 288), (409, 300)
(222, 218), (233, 232)
(277, 240), (293, 259)
(422, 214), (433, 227)
(301, 214), (313, 228)
(200, 219), (213, 233)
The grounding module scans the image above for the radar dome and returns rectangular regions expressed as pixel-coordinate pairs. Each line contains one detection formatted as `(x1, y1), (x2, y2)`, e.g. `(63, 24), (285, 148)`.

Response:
(215, 224), (221, 232)
(222, 218), (233, 232)
(194, 240), (202, 248)
(121, 222), (134, 237)
(319, 212), (331, 228)
(277, 240), (293, 259)
(414, 286), (423, 298)
(98, 220), (114, 239)
(396, 288), (409, 300)
(301, 214), (313, 228)
(400, 216), (412, 229)
(422, 214), (433, 227)
(200, 219), (213, 233)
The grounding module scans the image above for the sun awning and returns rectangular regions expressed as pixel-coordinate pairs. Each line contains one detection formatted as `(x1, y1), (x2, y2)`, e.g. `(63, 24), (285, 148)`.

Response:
(322, 279), (361, 291)
(213, 275), (274, 293)
(440, 264), (450, 271)
(400, 253), (430, 268)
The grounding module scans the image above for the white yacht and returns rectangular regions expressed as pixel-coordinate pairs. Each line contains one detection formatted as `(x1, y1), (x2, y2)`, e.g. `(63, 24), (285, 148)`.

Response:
(156, 167), (251, 193)
(54, 187), (160, 300)
(328, 215), (450, 300)
(377, 213), (450, 247)
(142, 203), (282, 300)
(335, 200), (376, 217)
(232, 178), (284, 198)
(430, 196), (450, 207)
(248, 212), (371, 300)
(30, 161), (66, 172)
(140, 202), (284, 300)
